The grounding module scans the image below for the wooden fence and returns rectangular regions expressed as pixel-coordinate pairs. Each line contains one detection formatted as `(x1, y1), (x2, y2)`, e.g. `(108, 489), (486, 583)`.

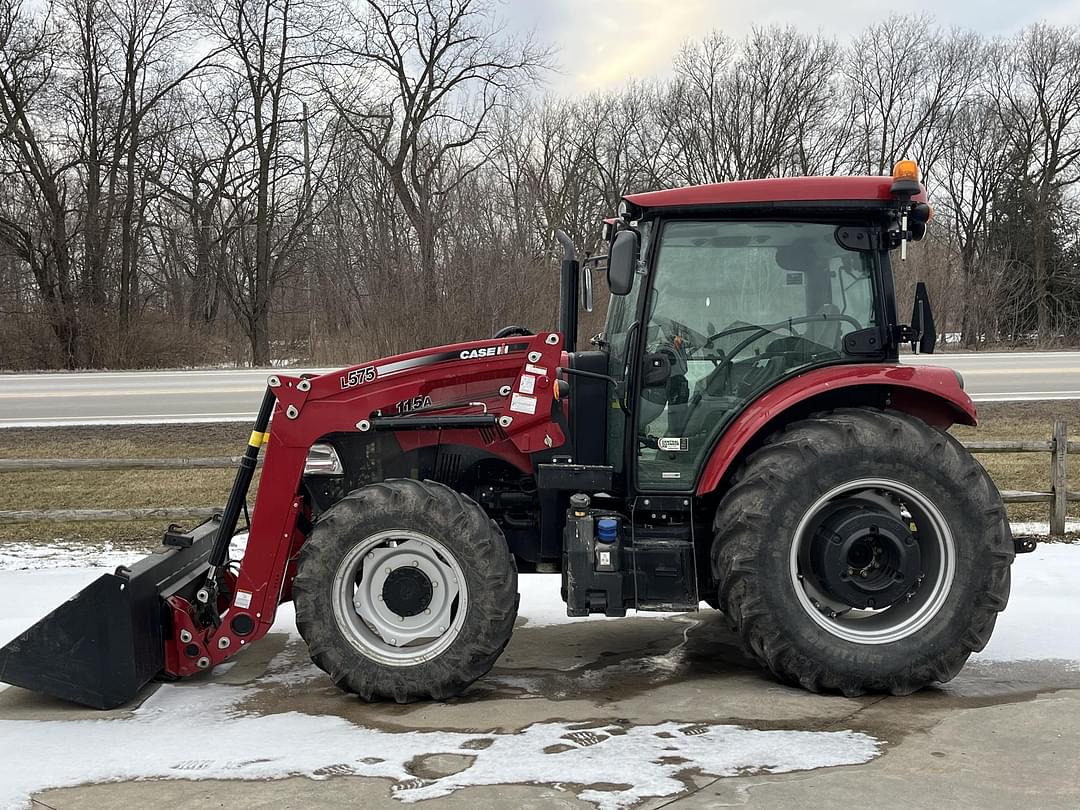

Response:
(0, 422), (1075, 535)
(964, 420), (1076, 535)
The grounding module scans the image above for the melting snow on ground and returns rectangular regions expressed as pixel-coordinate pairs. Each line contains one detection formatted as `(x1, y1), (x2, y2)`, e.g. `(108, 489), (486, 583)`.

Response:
(0, 679), (880, 809)
(1, 530), (1079, 808)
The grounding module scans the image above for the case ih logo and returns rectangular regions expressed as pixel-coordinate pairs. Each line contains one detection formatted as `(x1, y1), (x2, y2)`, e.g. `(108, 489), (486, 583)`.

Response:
(459, 345), (509, 360)
(339, 365), (377, 389)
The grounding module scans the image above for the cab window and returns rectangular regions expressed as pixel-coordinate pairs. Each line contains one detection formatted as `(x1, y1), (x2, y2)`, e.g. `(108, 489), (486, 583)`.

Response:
(636, 220), (877, 490)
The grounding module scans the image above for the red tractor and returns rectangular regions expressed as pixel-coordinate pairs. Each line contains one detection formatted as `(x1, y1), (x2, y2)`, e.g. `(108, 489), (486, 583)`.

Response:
(1, 162), (1025, 709)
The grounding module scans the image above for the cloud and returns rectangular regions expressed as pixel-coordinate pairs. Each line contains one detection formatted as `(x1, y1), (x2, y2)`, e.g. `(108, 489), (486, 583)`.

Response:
(505, 0), (1077, 95)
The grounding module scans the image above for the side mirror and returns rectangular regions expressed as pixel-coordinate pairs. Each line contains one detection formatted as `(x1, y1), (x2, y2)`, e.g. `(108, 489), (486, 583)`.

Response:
(910, 281), (937, 354)
(581, 264), (593, 312)
(608, 229), (639, 296)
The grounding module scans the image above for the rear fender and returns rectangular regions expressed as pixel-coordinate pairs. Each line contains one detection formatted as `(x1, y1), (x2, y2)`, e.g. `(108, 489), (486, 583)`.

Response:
(695, 364), (975, 496)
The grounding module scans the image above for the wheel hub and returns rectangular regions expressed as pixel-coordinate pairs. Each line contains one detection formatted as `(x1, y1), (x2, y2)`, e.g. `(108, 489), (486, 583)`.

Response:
(809, 499), (921, 610)
(347, 536), (461, 654)
(382, 567), (433, 617)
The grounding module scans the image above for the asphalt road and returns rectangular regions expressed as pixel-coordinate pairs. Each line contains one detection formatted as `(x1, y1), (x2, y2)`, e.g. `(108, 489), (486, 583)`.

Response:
(0, 351), (1077, 427)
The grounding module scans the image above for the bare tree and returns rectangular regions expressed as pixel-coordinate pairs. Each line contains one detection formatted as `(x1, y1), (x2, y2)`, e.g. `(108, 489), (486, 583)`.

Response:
(938, 96), (1011, 346)
(320, 0), (548, 336)
(845, 16), (978, 177)
(667, 28), (839, 182)
(992, 24), (1080, 343)
(0, 1), (81, 367)
(189, 0), (327, 364)
(4, 7), (1080, 369)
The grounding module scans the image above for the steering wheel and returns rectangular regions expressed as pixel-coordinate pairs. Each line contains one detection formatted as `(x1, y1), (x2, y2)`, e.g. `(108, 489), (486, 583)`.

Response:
(493, 325), (533, 339)
(704, 312), (863, 378)
(705, 314), (862, 354)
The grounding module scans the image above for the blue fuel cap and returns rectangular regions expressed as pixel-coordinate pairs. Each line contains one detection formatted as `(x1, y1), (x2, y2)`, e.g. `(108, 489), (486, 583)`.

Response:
(597, 518), (619, 544)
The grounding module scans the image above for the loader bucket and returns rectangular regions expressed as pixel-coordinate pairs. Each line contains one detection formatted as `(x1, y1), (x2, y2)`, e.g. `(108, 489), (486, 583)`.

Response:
(0, 518), (219, 709)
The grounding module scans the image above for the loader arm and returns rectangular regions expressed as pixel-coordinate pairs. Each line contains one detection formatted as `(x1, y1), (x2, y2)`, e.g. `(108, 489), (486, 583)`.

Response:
(0, 332), (566, 706)
(165, 330), (567, 680)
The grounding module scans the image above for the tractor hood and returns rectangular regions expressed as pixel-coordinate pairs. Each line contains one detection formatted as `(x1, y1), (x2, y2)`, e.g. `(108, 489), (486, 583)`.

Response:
(265, 331), (568, 458)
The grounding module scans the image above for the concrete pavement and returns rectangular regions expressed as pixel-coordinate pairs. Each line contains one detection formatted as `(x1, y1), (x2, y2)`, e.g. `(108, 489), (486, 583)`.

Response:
(13, 612), (1079, 809)
(1, 352), (1078, 427)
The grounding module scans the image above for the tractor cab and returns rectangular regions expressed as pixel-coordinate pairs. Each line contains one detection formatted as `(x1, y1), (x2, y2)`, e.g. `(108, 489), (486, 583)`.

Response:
(605, 216), (883, 491)
(563, 166), (935, 489)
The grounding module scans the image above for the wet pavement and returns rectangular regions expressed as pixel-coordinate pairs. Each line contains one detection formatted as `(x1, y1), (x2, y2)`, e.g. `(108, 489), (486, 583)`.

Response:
(5, 608), (1079, 809)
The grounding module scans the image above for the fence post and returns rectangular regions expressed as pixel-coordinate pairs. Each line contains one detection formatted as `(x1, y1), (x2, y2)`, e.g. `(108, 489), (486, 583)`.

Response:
(1051, 420), (1067, 537)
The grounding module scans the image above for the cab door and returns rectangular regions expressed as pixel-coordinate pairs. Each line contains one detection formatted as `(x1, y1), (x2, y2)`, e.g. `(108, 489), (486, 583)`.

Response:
(634, 219), (880, 491)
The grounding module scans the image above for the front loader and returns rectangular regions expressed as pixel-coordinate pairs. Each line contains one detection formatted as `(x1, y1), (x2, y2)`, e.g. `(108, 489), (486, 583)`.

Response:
(1, 162), (1031, 708)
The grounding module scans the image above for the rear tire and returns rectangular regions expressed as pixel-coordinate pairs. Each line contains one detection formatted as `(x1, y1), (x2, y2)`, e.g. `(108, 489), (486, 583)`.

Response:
(711, 408), (1013, 696)
(293, 478), (517, 702)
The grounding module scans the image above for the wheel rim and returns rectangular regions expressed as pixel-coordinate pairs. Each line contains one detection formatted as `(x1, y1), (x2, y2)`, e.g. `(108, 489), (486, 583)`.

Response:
(331, 529), (467, 666)
(788, 477), (956, 644)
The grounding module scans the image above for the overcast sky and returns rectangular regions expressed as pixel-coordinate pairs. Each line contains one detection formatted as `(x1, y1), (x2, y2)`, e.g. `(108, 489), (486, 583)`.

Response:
(508, 0), (1080, 95)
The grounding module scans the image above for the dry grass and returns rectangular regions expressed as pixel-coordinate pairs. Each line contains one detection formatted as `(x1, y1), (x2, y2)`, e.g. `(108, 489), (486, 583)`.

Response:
(0, 401), (1076, 547)
(952, 400), (1080, 523)
(0, 423), (256, 546)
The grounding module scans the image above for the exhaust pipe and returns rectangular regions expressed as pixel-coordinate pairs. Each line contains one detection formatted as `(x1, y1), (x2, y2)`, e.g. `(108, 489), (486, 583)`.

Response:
(555, 229), (580, 354)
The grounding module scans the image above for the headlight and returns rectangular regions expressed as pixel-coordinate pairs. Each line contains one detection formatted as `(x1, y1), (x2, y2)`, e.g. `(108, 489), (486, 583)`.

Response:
(304, 443), (343, 476)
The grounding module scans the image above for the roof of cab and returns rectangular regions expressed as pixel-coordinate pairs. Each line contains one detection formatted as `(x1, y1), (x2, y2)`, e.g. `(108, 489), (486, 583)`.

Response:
(623, 176), (926, 210)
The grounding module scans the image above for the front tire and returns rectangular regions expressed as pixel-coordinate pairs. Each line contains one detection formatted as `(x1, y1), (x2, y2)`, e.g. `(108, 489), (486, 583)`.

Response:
(293, 479), (518, 702)
(711, 408), (1013, 696)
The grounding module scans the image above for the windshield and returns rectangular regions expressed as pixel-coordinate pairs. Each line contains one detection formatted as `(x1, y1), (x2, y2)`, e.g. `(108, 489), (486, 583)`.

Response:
(636, 219), (878, 490)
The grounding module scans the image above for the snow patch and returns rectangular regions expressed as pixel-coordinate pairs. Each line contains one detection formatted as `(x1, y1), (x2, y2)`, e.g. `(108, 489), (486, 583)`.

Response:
(1009, 520), (1080, 536)
(973, 543), (1080, 662)
(0, 673), (879, 810)
(0, 541), (140, 571)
